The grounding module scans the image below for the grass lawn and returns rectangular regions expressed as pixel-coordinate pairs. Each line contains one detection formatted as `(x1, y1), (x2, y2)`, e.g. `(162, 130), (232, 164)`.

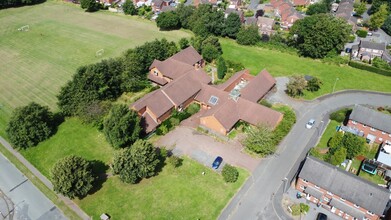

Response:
(76, 157), (248, 220)
(316, 120), (340, 149)
(0, 1), (190, 130)
(220, 38), (391, 100)
(20, 117), (115, 177)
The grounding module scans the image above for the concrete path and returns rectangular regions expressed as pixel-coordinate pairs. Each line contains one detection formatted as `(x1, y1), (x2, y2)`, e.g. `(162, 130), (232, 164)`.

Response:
(0, 137), (90, 220)
(156, 127), (261, 172)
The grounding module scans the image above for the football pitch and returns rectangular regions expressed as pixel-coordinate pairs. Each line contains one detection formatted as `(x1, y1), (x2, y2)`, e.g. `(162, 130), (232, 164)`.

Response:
(0, 1), (191, 134)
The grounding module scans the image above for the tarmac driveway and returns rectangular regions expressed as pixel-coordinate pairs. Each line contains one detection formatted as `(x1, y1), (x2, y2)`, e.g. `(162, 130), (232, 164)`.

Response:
(156, 126), (260, 172)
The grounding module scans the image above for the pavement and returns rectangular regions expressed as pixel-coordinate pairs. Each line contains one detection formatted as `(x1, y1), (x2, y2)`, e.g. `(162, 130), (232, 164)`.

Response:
(0, 152), (66, 220)
(219, 77), (391, 220)
(156, 127), (261, 172)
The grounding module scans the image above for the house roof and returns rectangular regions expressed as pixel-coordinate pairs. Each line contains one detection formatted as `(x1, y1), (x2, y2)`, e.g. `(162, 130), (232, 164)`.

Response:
(349, 104), (391, 134)
(292, 0), (308, 6)
(132, 89), (174, 118)
(214, 69), (252, 91)
(170, 46), (203, 66)
(299, 156), (390, 215)
(141, 111), (159, 133)
(149, 58), (194, 80)
(360, 40), (386, 51)
(245, 17), (257, 26)
(147, 73), (168, 85)
(161, 5), (175, 12)
(335, 0), (353, 21)
(241, 69), (276, 102)
(257, 17), (275, 27)
(152, 0), (163, 6)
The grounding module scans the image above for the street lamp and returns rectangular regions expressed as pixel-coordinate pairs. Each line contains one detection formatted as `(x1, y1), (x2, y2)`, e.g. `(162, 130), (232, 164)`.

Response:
(332, 77), (339, 94)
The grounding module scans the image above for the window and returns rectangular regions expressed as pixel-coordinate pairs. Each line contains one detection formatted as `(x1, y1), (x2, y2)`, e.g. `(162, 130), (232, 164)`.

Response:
(302, 179), (308, 183)
(340, 197), (346, 202)
(382, 132), (386, 135)
(323, 197), (330, 202)
(379, 138), (383, 142)
(352, 120), (357, 125)
(208, 96), (219, 106)
(327, 191), (333, 196)
(314, 185), (320, 189)
(354, 204), (360, 208)
(300, 185), (306, 190)
(363, 125), (367, 128)
(370, 127), (376, 131)
(153, 70), (158, 76)
(389, 134), (391, 138)
(367, 210), (374, 216)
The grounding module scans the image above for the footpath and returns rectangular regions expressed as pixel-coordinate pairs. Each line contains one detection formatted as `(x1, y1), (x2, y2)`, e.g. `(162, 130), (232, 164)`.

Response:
(0, 136), (90, 220)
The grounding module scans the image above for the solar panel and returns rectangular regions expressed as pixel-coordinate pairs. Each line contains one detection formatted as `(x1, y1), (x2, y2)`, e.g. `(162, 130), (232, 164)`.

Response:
(208, 95), (219, 105)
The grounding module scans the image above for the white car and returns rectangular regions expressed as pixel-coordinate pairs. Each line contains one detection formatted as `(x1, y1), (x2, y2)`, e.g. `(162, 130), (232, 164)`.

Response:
(306, 119), (315, 129)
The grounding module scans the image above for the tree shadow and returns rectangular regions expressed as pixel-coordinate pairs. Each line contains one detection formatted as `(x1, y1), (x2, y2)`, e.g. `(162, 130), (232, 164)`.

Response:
(85, 160), (110, 196)
(51, 112), (65, 135)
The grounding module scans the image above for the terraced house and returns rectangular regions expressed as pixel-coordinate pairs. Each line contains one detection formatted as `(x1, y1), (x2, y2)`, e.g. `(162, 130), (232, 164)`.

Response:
(296, 157), (390, 220)
(132, 47), (283, 135)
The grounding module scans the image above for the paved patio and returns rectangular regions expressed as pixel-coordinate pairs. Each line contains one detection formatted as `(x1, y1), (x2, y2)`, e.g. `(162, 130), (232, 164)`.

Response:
(156, 126), (260, 172)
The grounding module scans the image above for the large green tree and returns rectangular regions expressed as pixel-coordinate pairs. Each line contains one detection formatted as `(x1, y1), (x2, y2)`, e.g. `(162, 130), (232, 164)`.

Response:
(354, 2), (367, 16)
(243, 124), (274, 155)
(112, 140), (160, 184)
(103, 104), (141, 149)
(224, 13), (242, 38)
(369, 4), (389, 30)
(330, 147), (347, 166)
(51, 155), (95, 199)
(202, 44), (219, 62)
(123, 0), (137, 15)
(217, 56), (227, 79)
(341, 133), (366, 159)
(236, 25), (261, 45)
(80, 0), (100, 12)
(286, 75), (307, 97)
(306, 2), (328, 15)
(156, 11), (180, 30)
(382, 15), (391, 35)
(289, 14), (351, 58)
(6, 102), (54, 149)
(176, 4), (195, 29)
(178, 38), (190, 49)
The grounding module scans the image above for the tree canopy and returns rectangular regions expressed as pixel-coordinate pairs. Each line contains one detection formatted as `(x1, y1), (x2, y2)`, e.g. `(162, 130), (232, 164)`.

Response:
(0, 0), (44, 8)
(289, 14), (351, 58)
(80, 0), (100, 12)
(286, 75), (307, 97)
(243, 124), (275, 155)
(112, 140), (160, 184)
(123, 0), (138, 15)
(223, 13), (242, 38)
(178, 38), (190, 49)
(103, 104), (141, 149)
(236, 25), (261, 45)
(51, 155), (95, 199)
(6, 102), (54, 149)
(156, 11), (180, 30)
(217, 56), (227, 79)
(354, 2), (367, 16)
(306, 2), (328, 15)
(369, 4), (388, 30)
(382, 15), (391, 35)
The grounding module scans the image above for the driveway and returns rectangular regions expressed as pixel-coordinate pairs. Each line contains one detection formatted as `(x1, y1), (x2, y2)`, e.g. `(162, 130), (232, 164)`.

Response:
(0, 152), (67, 220)
(156, 127), (261, 172)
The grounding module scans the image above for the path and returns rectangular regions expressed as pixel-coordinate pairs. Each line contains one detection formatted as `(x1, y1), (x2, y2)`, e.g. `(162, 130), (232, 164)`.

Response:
(219, 77), (391, 220)
(0, 137), (90, 220)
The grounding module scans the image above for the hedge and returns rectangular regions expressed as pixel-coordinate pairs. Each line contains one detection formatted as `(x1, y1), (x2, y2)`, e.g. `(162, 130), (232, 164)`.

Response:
(356, 30), (367, 38)
(348, 61), (391, 77)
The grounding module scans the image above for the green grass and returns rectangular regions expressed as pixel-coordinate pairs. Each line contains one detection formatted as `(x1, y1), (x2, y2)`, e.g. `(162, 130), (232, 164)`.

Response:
(220, 38), (391, 100)
(20, 118), (115, 177)
(358, 170), (386, 185)
(0, 1), (191, 130)
(0, 143), (82, 220)
(76, 158), (248, 220)
(316, 120), (340, 149)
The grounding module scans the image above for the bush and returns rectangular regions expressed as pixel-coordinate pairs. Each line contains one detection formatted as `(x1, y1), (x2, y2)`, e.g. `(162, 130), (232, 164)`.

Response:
(259, 99), (272, 108)
(271, 106), (296, 146)
(186, 103), (200, 115)
(217, 56), (227, 79)
(356, 29), (368, 38)
(348, 34), (356, 43)
(348, 61), (391, 77)
(167, 155), (182, 168)
(236, 25), (261, 45)
(244, 10), (254, 17)
(291, 203), (309, 216)
(222, 165), (239, 183)
(329, 108), (351, 123)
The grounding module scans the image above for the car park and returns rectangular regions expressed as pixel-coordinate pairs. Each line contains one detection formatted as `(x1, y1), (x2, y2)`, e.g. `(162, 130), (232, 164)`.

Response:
(306, 119), (315, 129)
(212, 156), (223, 169)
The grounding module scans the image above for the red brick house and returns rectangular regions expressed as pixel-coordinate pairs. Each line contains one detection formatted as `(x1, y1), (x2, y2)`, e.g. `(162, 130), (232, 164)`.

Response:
(297, 157), (390, 220)
(271, 0), (303, 29)
(346, 105), (391, 144)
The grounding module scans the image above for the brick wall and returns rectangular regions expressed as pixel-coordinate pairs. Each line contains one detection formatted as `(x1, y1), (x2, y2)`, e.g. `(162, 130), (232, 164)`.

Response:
(347, 119), (391, 144)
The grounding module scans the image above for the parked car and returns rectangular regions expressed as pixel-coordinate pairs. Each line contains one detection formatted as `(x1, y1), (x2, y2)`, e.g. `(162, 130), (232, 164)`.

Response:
(316, 212), (327, 220)
(368, 32), (373, 36)
(212, 156), (223, 169)
(306, 119), (315, 129)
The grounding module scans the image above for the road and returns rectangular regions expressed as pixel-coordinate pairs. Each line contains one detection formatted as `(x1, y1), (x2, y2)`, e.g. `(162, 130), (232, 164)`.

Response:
(219, 88), (391, 220)
(0, 152), (67, 220)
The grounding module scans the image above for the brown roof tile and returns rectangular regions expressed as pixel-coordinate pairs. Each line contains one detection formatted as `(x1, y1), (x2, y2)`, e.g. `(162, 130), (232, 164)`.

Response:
(149, 58), (194, 80)
(241, 69), (276, 102)
(141, 111), (159, 133)
(170, 46), (203, 66)
(132, 90), (174, 118)
(148, 73), (168, 85)
(238, 98), (282, 129)
(214, 69), (252, 91)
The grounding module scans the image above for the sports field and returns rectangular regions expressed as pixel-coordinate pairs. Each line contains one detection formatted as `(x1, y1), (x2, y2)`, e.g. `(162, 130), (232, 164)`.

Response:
(0, 1), (191, 130)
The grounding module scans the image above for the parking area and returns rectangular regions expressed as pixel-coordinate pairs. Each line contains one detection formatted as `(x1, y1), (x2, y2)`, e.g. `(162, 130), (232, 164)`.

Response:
(156, 126), (261, 172)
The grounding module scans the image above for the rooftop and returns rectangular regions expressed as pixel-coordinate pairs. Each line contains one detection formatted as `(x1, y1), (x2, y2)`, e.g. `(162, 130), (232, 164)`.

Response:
(349, 104), (391, 134)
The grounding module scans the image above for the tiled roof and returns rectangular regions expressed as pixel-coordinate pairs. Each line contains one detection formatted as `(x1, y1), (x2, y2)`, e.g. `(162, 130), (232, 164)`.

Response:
(241, 69), (276, 102)
(349, 104), (391, 134)
(170, 46), (203, 66)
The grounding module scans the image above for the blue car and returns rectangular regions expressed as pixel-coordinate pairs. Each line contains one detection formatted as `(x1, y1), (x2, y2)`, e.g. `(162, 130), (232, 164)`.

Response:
(212, 156), (223, 169)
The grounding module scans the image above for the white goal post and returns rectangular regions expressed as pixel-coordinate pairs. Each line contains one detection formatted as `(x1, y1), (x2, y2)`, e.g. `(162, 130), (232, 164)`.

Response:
(18, 25), (29, 32)
(95, 49), (104, 57)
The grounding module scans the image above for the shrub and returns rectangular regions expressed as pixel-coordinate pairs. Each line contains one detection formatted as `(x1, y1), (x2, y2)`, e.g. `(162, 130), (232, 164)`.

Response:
(236, 25), (261, 45)
(217, 56), (227, 79)
(186, 103), (200, 115)
(291, 203), (309, 216)
(356, 29), (368, 38)
(306, 76), (323, 92)
(329, 108), (351, 123)
(169, 117), (180, 127)
(286, 75), (307, 97)
(167, 155), (182, 168)
(244, 10), (254, 17)
(271, 106), (296, 146)
(222, 164), (239, 183)
(157, 124), (169, 135)
(259, 99), (272, 108)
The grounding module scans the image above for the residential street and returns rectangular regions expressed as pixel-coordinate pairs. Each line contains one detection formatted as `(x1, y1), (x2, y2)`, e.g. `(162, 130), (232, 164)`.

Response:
(0, 152), (67, 220)
(219, 78), (391, 220)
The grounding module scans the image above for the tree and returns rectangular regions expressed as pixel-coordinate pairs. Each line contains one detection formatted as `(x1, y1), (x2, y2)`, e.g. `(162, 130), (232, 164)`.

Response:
(382, 15), (391, 35)
(328, 132), (343, 153)
(202, 44), (219, 62)
(306, 2), (328, 15)
(123, 0), (137, 15)
(103, 104), (141, 149)
(236, 25), (261, 45)
(354, 2), (367, 16)
(80, 0), (99, 12)
(306, 77), (323, 92)
(217, 56), (227, 79)
(202, 36), (222, 54)
(243, 124), (275, 155)
(6, 102), (54, 149)
(372, 56), (391, 70)
(156, 11), (180, 30)
(222, 165), (239, 183)
(112, 140), (160, 184)
(223, 13), (242, 38)
(329, 147), (347, 166)
(289, 14), (351, 58)
(176, 4), (195, 29)
(51, 155), (95, 199)
(369, 4), (388, 30)
(178, 38), (190, 49)
(342, 133), (365, 159)
(286, 75), (307, 97)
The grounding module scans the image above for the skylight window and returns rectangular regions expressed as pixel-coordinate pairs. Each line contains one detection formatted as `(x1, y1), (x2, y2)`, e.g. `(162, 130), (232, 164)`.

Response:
(208, 96), (219, 106)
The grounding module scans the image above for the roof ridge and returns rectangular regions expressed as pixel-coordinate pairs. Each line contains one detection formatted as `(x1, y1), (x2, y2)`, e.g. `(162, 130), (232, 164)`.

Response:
(161, 89), (177, 106)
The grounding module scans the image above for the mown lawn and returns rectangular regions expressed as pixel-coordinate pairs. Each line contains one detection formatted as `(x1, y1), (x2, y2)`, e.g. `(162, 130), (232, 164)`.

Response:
(316, 120), (340, 149)
(0, 1), (190, 131)
(220, 38), (391, 100)
(20, 118), (115, 177)
(76, 158), (248, 220)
